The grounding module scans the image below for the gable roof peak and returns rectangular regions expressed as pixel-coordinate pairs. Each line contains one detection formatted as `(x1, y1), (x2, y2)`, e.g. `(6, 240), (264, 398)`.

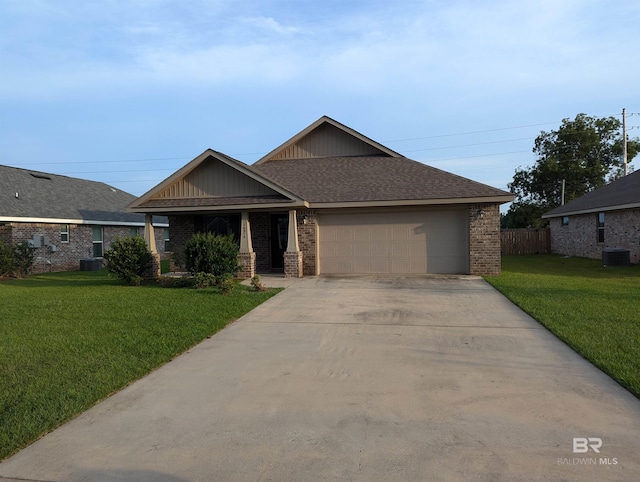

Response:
(254, 116), (401, 165)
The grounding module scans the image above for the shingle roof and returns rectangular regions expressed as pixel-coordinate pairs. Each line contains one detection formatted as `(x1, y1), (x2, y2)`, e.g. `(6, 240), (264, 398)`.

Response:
(0, 165), (167, 224)
(254, 156), (511, 203)
(543, 170), (640, 218)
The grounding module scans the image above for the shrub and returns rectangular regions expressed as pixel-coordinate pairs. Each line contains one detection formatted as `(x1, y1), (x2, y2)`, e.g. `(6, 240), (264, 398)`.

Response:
(250, 275), (266, 292)
(193, 272), (217, 289)
(184, 233), (240, 277)
(12, 242), (35, 277)
(103, 236), (152, 286)
(0, 241), (14, 276)
(217, 273), (236, 294)
(0, 240), (35, 278)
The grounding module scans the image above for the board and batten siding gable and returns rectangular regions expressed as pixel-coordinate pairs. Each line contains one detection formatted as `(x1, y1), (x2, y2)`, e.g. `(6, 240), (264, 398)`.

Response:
(267, 123), (388, 161)
(153, 157), (279, 199)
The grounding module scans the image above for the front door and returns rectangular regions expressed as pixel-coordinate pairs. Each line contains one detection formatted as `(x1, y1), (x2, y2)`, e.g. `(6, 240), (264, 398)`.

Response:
(270, 214), (288, 269)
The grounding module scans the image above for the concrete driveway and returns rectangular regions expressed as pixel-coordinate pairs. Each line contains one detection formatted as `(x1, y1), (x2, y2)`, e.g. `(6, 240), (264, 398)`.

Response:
(1, 276), (639, 482)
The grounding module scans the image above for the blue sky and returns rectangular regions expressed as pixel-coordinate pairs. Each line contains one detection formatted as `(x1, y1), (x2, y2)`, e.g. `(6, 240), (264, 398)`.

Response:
(1, 0), (638, 206)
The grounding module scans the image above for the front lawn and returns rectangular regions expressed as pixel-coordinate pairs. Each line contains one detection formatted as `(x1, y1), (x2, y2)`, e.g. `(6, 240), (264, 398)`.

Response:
(486, 255), (640, 398)
(0, 270), (281, 461)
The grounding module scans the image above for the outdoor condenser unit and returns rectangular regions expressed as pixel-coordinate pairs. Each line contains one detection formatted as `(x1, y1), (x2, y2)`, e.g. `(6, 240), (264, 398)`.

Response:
(602, 248), (630, 267)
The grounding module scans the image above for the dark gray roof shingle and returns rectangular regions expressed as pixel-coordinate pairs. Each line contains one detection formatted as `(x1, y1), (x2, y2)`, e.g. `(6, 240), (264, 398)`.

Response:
(254, 156), (510, 203)
(544, 170), (640, 217)
(0, 165), (166, 224)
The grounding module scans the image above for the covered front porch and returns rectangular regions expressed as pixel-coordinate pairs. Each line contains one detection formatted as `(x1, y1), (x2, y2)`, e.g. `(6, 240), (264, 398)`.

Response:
(163, 209), (318, 279)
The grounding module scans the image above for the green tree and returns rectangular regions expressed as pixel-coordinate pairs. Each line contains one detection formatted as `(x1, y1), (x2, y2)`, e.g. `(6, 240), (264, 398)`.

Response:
(506, 113), (640, 228)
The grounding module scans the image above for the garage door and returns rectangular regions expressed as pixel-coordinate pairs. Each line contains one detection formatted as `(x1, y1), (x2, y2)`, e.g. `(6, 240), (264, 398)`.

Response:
(318, 210), (469, 274)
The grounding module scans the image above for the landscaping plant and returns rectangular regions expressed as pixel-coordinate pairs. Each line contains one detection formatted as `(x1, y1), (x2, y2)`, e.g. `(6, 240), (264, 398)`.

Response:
(103, 236), (152, 286)
(184, 233), (240, 278)
(0, 240), (35, 278)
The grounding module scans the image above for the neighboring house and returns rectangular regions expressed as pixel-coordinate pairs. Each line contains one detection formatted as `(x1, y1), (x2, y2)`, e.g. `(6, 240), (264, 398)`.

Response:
(543, 169), (640, 264)
(0, 165), (169, 273)
(128, 116), (513, 278)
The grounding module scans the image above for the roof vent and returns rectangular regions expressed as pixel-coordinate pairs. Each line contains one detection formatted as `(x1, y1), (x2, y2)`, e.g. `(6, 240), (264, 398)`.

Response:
(29, 172), (51, 180)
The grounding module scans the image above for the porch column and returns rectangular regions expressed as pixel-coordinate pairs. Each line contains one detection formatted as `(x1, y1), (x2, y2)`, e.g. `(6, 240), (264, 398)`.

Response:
(144, 214), (157, 253)
(143, 214), (160, 279)
(284, 210), (303, 278)
(237, 211), (256, 279)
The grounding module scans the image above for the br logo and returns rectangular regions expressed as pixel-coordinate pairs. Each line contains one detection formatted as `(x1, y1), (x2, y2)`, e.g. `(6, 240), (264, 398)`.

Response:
(573, 437), (603, 453)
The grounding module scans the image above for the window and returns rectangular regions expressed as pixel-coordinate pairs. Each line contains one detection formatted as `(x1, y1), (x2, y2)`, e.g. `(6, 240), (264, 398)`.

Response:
(597, 212), (605, 243)
(164, 228), (170, 252)
(194, 214), (240, 243)
(562, 216), (569, 226)
(130, 227), (139, 237)
(60, 224), (69, 243)
(92, 226), (103, 257)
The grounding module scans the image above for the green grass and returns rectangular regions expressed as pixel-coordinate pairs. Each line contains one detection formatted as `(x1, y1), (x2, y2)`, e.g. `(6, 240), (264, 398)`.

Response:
(0, 270), (281, 460)
(486, 255), (640, 398)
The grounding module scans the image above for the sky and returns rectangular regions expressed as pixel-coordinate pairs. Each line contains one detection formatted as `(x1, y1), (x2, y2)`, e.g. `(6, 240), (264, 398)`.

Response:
(1, 0), (639, 210)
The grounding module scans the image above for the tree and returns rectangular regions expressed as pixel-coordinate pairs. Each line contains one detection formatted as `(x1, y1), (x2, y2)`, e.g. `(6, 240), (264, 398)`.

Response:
(505, 113), (640, 228)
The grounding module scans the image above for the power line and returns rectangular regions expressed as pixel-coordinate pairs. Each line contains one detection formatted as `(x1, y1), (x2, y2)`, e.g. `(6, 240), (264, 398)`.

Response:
(382, 120), (565, 143)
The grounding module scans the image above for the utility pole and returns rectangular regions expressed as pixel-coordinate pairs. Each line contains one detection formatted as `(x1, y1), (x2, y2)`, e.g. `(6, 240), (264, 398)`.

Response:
(561, 179), (565, 205)
(623, 108), (628, 176)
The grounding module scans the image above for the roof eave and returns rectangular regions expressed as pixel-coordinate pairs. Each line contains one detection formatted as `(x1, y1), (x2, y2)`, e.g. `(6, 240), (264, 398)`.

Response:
(128, 200), (309, 214)
(127, 149), (305, 211)
(542, 201), (640, 218)
(308, 195), (514, 209)
(0, 216), (168, 227)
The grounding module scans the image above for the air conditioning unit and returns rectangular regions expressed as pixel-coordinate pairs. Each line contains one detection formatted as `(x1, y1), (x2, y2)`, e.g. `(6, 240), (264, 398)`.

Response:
(602, 248), (630, 267)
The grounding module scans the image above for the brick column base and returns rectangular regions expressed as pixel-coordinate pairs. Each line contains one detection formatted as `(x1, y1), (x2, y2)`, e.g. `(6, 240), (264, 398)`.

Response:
(237, 252), (256, 280)
(144, 253), (161, 280)
(284, 251), (303, 278)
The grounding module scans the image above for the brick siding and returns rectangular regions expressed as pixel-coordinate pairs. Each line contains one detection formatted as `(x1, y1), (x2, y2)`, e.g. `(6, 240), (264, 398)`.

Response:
(3, 222), (167, 274)
(469, 203), (501, 276)
(550, 208), (640, 264)
(296, 209), (318, 275)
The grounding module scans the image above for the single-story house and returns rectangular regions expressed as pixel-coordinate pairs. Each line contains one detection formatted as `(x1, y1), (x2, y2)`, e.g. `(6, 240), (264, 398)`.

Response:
(542, 169), (640, 264)
(128, 116), (513, 278)
(0, 165), (169, 273)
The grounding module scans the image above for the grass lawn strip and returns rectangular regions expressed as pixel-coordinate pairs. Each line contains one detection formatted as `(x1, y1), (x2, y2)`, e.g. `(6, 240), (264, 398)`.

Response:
(486, 255), (640, 399)
(0, 270), (281, 461)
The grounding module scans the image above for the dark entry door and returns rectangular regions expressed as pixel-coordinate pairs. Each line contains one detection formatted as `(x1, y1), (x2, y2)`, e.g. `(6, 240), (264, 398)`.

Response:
(270, 214), (288, 269)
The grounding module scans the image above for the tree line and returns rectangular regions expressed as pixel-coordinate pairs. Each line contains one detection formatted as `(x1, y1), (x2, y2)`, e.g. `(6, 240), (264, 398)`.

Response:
(501, 113), (640, 228)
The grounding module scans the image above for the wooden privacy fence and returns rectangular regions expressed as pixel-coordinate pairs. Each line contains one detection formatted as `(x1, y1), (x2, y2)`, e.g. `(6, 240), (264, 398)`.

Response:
(501, 228), (551, 255)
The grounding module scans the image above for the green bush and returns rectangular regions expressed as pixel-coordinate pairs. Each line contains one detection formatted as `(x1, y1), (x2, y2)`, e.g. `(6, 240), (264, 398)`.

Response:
(217, 273), (236, 294)
(184, 233), (240, 277)
(103, 236), (152, 286)
(0, 240), (14, 276)
(0, 240), (35, 278)
(193, 272), (217, 289)
(250, 275), (266, 292)
(12, 242), (35, 277)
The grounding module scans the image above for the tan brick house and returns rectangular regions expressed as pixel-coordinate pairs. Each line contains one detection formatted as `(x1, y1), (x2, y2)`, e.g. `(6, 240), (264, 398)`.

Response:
(543, 169), (640, 263)
(0, 165), (168, 273)
(128, 117), (512, 277)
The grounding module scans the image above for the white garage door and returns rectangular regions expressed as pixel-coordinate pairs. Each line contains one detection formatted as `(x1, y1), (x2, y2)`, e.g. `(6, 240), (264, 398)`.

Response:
(318, 210), (469, 274)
